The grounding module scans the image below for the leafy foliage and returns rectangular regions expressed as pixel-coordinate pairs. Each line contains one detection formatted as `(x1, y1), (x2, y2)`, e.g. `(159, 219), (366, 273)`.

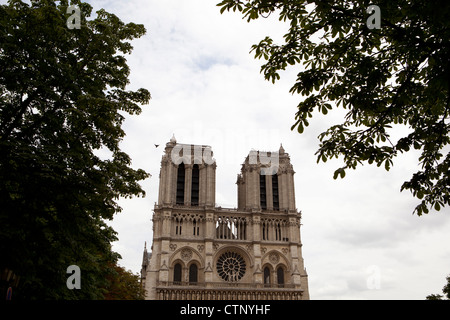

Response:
(0, 0), (150, 299)
(217, 0), (450, 215)
(103, 264), (146, 300)
(426, 274), (450, 300)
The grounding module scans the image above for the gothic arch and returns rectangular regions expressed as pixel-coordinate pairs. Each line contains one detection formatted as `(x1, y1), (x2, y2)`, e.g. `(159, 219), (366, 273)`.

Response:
(188, 262), (199, 284)
(262, 264), (273, 286)
(261, 250), (290, 271)
(171, 259), (185, 283)
(169, 246), (204, 269)
(170, 258), (186, 269)
(276, 264), (286, 287)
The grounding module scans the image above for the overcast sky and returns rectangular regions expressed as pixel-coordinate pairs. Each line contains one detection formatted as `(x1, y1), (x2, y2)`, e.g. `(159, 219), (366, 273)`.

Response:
(56, 0), (450, 299)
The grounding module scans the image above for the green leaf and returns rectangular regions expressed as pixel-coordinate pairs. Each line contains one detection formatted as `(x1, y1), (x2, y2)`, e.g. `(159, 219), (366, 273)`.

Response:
(333, 169), (339, 180)
(333, 168), (346, 179)
(434, 202), (441, 211)
(291, 120), (300, 131)
(384, 159), (391, 171)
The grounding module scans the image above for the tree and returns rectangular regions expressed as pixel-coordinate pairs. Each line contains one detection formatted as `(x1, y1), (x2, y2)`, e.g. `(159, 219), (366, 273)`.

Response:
(103, 264), (146, 300)
(217, 0), (450, 215)
(426, 274), (450, 300)
(0, 0), (150, 299)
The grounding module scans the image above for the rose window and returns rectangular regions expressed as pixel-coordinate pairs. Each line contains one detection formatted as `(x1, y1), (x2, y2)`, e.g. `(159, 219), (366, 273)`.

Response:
(217, 251), (246, 282)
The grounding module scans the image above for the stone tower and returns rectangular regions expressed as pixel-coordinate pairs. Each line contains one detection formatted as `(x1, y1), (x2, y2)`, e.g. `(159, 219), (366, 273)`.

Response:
(141, 137), (309, 300)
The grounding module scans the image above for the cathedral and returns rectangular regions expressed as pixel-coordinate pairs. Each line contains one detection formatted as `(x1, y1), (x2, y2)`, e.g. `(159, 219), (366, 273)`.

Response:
(141, 136), (310, 300)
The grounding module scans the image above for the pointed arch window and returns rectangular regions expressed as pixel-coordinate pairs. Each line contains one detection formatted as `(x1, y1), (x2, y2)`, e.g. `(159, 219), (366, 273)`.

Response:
(277, 266), (285, 287)
(191, 164), (199, 206)
(275, 222), (282, 241)
(175, 217), (182, 235)
(262, 221), (269, 241)
(192, 218), (200, 236)
(176, 163), (185, 205)
(189, 264), (198, 284)
(260, 173), (267, 210)
(173, 263), (182, 284)
(264, 267), (271, 287)
(272, 173), (279, 211)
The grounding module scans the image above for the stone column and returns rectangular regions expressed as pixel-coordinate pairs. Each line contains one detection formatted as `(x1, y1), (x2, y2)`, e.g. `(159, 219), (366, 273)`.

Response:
(266, 173), (273, 210)
(184, 164), (192, 206)
(236, 174), (245, 210)
(252, 215), (262, 285)
(205, 163), (216, 207)
(287, 166), (296, 210)
(279, 171), (288, 211)
(199, 164), (206, 206)
(204, 212), (215, 283)
(162, 160), (172, 205)
(159, 237), (171, 283)
(171, 163), (178, 204)
(288, 216), (299, 243)
(290, 243), (301, 287)
(245, 165), (259, 209)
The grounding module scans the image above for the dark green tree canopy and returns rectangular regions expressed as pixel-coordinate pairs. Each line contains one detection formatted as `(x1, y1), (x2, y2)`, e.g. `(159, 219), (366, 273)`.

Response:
(218, 0), (450, 215)
(0, 0), (150, 299)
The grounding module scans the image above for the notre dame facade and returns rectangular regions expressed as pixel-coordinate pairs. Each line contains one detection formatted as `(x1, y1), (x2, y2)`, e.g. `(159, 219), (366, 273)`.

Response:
(141, 136), (310, 300)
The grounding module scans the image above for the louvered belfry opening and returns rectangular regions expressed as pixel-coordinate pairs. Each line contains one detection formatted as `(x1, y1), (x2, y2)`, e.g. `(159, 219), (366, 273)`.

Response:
(272, 173), (279, 211)
(260, 173), (267, 210)
(176, 163), (185, 205)
(191, 164), (199, 206)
